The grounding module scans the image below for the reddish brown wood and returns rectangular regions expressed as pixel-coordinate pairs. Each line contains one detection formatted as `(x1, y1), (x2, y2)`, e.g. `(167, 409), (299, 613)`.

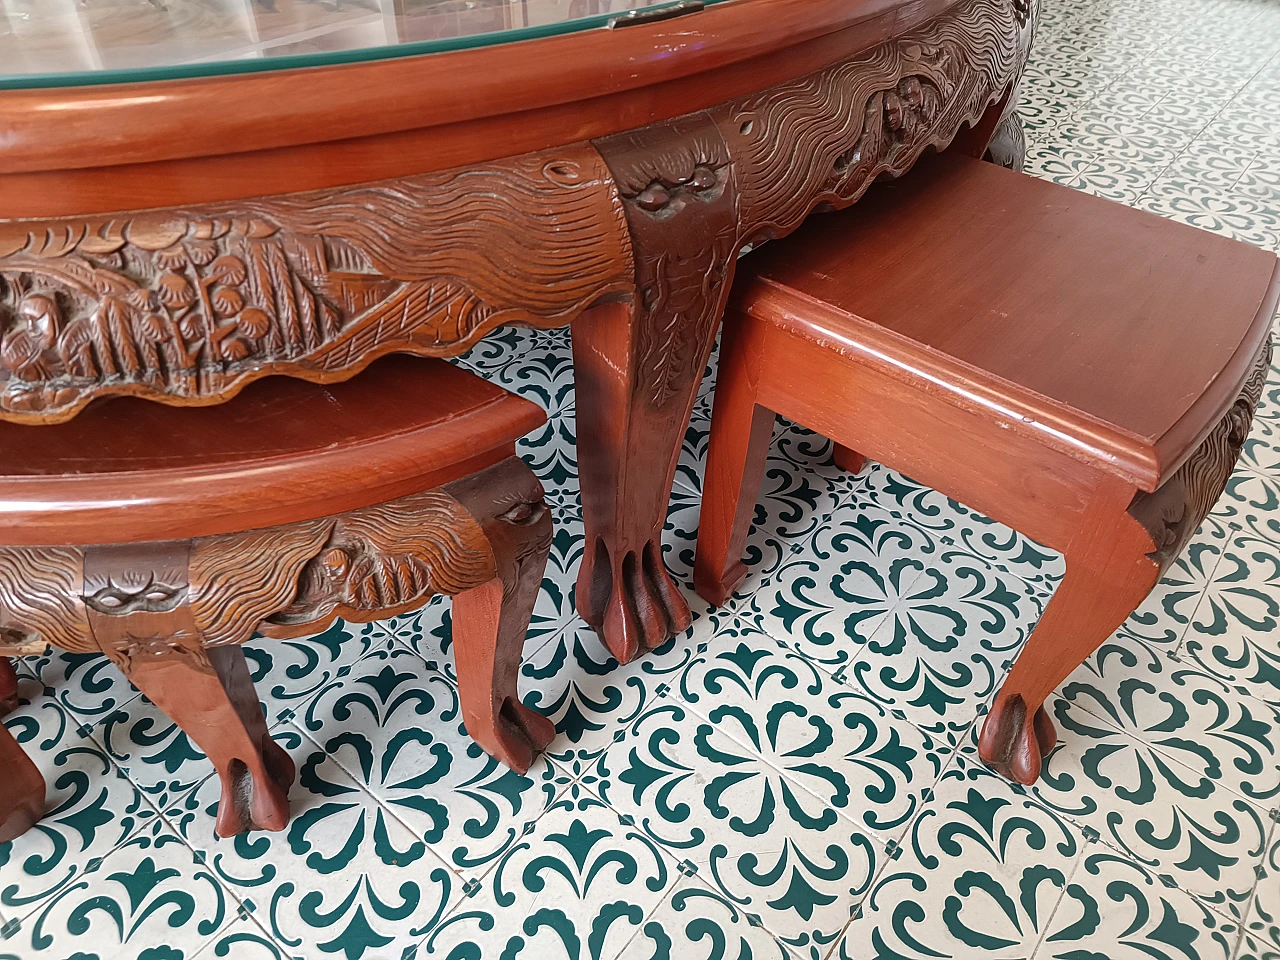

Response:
(0, 657), (20, 716)
(0, 357), (556, 836)
(697, 152), (1277, 784)
(447, 459), (556, 773)
(832, 445), (866, 475)
(0, 721), (44, 843)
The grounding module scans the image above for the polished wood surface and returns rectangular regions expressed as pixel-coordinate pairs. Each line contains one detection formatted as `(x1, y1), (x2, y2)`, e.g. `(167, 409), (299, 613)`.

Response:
(0, 360), (556, 837)
(0, 0), (1036, 663)
(0, 355), (545, 545)
(741, 151), (1280, 488)
(696, 153), (1275, 784)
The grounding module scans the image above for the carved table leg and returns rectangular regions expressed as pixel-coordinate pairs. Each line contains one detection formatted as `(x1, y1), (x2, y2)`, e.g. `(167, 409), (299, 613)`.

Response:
(833, 445), (867, 475)
(984, 110), (1027, 172)
(0, 722), (44, 843)
(114, 644), (293, 836)
(445, 458), (556, 774)
(85, 542), (293, 837)
(0, 657), (20, 716)
(576, 116), (740, 663)
(693, 307), (776, 608)
(979, 474), (1159, 784)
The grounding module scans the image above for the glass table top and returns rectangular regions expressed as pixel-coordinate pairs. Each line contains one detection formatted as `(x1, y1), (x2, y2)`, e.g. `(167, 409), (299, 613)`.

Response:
(0, 0), (723, 89)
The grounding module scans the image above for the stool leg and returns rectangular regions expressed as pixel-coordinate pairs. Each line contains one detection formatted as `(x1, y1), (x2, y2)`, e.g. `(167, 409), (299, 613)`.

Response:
(0, 722), (44, 842)
(0, 657), (20, 717)
(979, 475), (1158, 785)
(695, 311), (776, 607)
(446, 459), (556, 774)
(832, 444), (866, 475)
(115, 645), (294, 837)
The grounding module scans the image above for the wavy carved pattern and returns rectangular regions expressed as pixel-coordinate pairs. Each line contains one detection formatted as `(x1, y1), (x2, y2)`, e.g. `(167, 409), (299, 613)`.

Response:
(0, 547), (93, 653)
(720, 0), (1035, 243)
(264, 489), (495, 634)
(189, 519), (334, 647)
(0, 145), (633, 423)
(1130, 337), (1273, 569)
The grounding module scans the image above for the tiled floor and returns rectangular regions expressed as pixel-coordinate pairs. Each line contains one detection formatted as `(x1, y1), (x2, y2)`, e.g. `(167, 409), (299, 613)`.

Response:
(6, 0), (1280, 956)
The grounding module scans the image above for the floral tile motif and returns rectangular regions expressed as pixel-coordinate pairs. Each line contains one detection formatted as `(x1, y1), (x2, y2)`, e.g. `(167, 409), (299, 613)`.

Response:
(614, 878), (796, 960)
(1038, 849), (1238, 959)
(591, 696), (884, 960)
(168, 725), (454, 960)
(840, 544), (1045, 738)
(834, 756), (1082, 960)
(1019, 691), (1270, 917)
(190, 915), (287, 959)
(297, 645), (561, 876)
(674, 625), (950, 842)
(1240, 826), (1280, 960)
(8, 824), (237, 960)
(418, 794), (674, 960)
(0, 678), (155, 923)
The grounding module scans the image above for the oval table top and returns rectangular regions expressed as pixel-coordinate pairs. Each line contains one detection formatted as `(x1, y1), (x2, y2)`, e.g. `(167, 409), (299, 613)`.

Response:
(0, 0), (722, 89)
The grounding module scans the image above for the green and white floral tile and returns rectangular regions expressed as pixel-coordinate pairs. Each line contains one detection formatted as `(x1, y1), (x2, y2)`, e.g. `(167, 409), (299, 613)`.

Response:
(1181, 531), (1280, 709)
(613, 877), (796, 960)
(458, 327), (575, 419)
(417, 793), (675, 960)
(836, 542), (1045, 738)
(1137, 187), (1280, 250)
(856, 463), (1066, 588)
(296, 644), (561, 877)
(519, 612), (710, 765)
(8, 823), (240, 960)
(1238, 823), (1280, 960)
(17, 651), (142, 726)
(743, 500), (944, 673)
(674, 623), (950, 844)
(833, 755), (1082, 960)
(168, 725), (454, 960)
(189, 914), (286, 960)
(0, 678), (156, 924)
(95, 626), (396, 812)
(1036, 849), (1239, 960)
(1057, 629), (1280, 811)
(1015, 691), (1270, 918)
(590, 696), (884, 960)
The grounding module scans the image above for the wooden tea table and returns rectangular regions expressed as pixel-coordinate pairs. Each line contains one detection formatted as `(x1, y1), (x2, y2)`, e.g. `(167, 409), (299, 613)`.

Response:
(0, 0), (1037, 664)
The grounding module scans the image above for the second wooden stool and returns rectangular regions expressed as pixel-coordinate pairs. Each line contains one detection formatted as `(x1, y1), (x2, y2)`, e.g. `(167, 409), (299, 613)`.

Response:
(0, 354), (555, 839)
(695, 152), (1277, 785)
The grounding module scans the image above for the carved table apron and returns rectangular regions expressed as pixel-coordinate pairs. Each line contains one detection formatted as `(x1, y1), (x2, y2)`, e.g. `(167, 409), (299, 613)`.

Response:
(0, 0), (1037, 664)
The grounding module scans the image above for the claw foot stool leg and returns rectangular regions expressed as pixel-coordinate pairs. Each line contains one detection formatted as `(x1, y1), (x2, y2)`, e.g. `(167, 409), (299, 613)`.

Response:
(447, 459), (556, 774)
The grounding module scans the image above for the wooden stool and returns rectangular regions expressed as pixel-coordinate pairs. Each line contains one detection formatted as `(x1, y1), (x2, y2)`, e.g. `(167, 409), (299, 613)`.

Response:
(695, 152), (1278, 786)
(0, 355), (556, 839)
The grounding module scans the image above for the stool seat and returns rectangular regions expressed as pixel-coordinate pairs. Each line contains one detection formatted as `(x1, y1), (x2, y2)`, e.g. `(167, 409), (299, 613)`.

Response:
(0, 354), (545, 545)
(740, 152), (1280, 488)
(696, 152), (1276, 788)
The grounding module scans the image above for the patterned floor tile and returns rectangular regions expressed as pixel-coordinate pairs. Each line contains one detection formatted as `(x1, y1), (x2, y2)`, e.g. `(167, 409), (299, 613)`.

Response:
(296, 645), (562, 877)
(417, 794), (675, 960)
(1018, 691), (1270, 918)
(0, 678), (154, 923)
(190, 914), (287, 959)
(168, 724), (455, 960)
(833, 755), (1082, 960)
(614, 877), (796, 960)
(673, 624), (950, 842)
(839, 543), (1045, 739)
(6, 823), (238, 960)
(591, 697), (884, 960)
(1240, 825), (1280, 960)
(1035, 849), (1239, 959)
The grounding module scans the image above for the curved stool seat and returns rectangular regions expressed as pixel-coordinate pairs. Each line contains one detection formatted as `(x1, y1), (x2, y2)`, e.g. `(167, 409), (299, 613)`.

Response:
(696, 152), (1278, 785)
(0, 354), (555, 839)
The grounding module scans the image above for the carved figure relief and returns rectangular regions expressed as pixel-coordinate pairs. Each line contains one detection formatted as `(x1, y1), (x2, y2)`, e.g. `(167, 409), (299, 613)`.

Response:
(0, 146), (634, 422)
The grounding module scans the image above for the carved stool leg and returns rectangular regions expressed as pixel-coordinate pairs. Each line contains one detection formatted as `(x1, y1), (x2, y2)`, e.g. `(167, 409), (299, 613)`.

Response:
(113, 645), (294, 836)
(694, 310), (776, 607)
(0, 657), (20, 717)
(445, 458), (556, 773)
(979, 475), (1159, 785)
(832, 445), (867, 475)
(0, 722), (44, 842)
